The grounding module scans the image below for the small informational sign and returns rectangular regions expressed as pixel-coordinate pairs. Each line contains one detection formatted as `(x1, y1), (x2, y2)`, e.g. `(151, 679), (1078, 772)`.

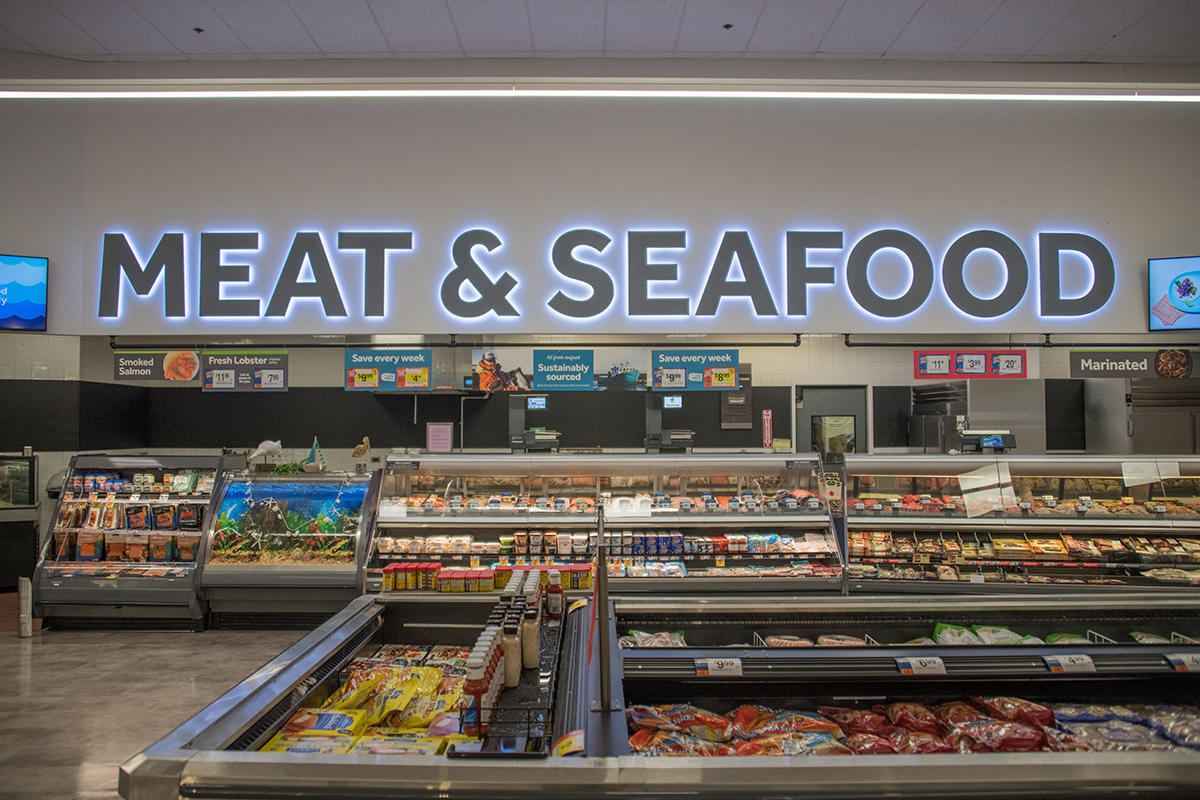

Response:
(1164, 653), (1200, 672)
(694, 657), (742, 677)
(914, 349), (1026, 380)
(114, 350), (201, 383)
(762, 409), (773, 449)
(426, 422), (454, 454)
(896, 656), (946, 675)
(553, 729), (586, 756)
(344, 349), (432, 391)
(532, 349), (593, 391)
(1043, 654), (1096, 674)
(201, 351), (288, 392)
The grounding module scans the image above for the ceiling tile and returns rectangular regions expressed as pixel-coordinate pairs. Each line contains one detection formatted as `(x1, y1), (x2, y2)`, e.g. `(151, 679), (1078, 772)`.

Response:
(528, 0), (604, 53)
(49, 0), (179, 55)
(288, 0), (389, 54)
(0, 23), (34, 53)
(1093, 0), (1200, 59)
(957, 0), (1078, 58)
(818, 0), (924, 55)
(887, 0), (1003, 56)
(606, 0), (686, 53)
(676, 0), (766, 53)
(1157, 25), (1200, 62)
(125, 0), (250, 56)
(367, 0), (461, 54)
(746, 0), (843, 55)
(203, 0), (320, 55)
(447, 0), (532, 53)
(3, 0), (110, 55)
(1025, 0), (1159, 59)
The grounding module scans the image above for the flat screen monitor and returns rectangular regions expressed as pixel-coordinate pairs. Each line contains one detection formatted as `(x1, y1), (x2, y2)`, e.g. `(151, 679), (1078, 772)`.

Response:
(663, 394), (683, 409)
(526, 395), (547, 410)
(980, 435), (1004, 448)
(0, 253), (47, 332)
(1149, 255), (1200, 331)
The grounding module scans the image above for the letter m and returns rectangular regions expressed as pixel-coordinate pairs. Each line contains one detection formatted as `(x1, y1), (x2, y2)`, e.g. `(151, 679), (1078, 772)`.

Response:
(99, 233), (185, 317)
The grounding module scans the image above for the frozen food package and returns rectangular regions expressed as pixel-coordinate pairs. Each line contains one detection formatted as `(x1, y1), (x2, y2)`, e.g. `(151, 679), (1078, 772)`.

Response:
(933, 623), (984, 646)
(971, 697), (1055, 729)
(124, 504), (149, 530)
(934, 701), (993, 733)
(1129, 631), (1170, 644)
(374, 644), (430, 661)
(1019, 635), (1046, 645)
(1052, 703), (1140, 723)
(900, 637), (937, 646)
(1045, 633), (1090, 645)
(125, 533), (149, 561)
(887, 730), (954, 754)
(1058, 720), (1177, 751)
(382, 695), (458, 730)
(877, 702), (940, 735)
(654, 704), (733, 742)
(105, 533), (127, 561)
(1131, 705), (1200, 749)
(151, 504), (176, 530)
(845, 733), (897, 754)
(817, 706), (888, 735)
(260, 733), (356, 754)
(279, 708), (368, 737)
(728, 706), (842, 739)
(1041, 726), (1092, 752)
(627, 705), (677, 732)
(816, 634), (867, 647)
(626, 630), (687, 648)
(628, 730), (734, 757)
(347, 732), (446, 755)
(732, 733), (851, 756)
(946, 719), (1045, 752)
(972, 625), (1025, 645)
(177, 503), (204, 530)
(175, 534), (200, 561)
(763, 635), (814, 647)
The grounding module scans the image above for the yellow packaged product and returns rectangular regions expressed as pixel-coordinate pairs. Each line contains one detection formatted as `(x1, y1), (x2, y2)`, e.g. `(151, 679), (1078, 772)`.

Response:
(260, 733), (356, 754)
(347, 731), (446, 755)
(326, 666), (406, 709)
(364, 675), (421, 726)
(279, 708), (369, 737)
(380, 694), (460, 730)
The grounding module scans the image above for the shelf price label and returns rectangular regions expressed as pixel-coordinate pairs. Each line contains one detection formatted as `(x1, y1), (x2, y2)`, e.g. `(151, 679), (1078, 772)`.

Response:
(715, 555), (726, 567)
(1043, 654), (1096, 674)
(553, 729), (586, 757)
(704, 366), (738, 389)
(694, 657), (742, 677)
(896, 656), (946, 675)
(469, 556), (480, 568)
(1165, 653), (1200, 672)
(914, 553), (931, 564)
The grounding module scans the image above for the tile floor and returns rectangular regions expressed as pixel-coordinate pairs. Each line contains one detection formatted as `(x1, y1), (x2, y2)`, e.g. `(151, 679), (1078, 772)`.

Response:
(0, 595), (302, 799)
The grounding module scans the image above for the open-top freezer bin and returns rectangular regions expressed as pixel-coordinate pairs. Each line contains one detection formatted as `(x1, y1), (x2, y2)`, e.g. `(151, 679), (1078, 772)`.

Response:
(198, 470), (381, 626)
(33, 453), (236, 628)
(369, 454), (842, 596)
(844, 455), (1200, 593)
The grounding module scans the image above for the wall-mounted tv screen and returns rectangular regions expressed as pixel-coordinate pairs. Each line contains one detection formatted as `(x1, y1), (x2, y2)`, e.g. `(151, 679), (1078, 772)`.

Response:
(526, 395), (547, 410)
(0, 253), (47, 332)
(663, 394), (683, 409)
(1149, 255), (1200, 331)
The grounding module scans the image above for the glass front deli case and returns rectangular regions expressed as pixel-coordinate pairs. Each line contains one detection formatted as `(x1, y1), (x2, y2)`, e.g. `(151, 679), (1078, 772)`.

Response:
(0, 453), (37, 590)
(369, 454), (841, 595)
(198, 471), (380, 625)
(844, 456), (1200, 593)
(33, 453), (233, 627)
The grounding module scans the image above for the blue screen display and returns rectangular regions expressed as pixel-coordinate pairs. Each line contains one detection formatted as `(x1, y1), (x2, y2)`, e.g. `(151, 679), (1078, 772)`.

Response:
(527, 395), (547, 410)
(1150, 255), (1200, 331)
(981, 435), (1004, 447)
(663, 394), (683, 408)
(0, 254), (47, 332)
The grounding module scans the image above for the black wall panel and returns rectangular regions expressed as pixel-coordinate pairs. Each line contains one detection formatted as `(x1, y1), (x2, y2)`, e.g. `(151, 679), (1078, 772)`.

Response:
(662, 387), (792, 448)
(530, 391), (645, 449)
(78, 382), (149, 450)
(0, 380), (79, 450)
(1045, 378), (1086, 451)
(872, 385), (913, 448)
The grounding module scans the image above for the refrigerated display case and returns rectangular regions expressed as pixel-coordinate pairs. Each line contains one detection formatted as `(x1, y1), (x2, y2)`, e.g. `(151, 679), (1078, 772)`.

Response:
(198, 470), (381, 625)
(33, 453), (234, 627)
(0, 453), (37, 589)
(844, 455), (1200, 593)
(121, 591), (1200, 800)
(367, 454), (841, 595)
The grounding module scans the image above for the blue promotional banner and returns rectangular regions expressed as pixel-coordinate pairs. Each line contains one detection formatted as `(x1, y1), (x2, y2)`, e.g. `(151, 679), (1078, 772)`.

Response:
(651, 349), (739, 391)
(532, 349), (594, 391)
(344, 349), (432, 391)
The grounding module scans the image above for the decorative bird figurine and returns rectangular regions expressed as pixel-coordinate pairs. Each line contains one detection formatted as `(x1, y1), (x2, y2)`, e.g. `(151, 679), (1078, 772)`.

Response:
(247, 439), (283, 462)
(352, 436), (371, 459)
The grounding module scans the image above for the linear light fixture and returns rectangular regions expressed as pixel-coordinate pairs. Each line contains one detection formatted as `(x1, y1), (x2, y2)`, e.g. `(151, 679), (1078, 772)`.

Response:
(1, 87), (1199, 101)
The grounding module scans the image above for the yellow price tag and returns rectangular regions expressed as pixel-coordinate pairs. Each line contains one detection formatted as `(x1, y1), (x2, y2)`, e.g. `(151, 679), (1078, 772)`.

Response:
(568, 598), (589, 614)
(704, 367), (737, 388)
(401, 367), (430, 388)
(554, 729), (586, 757)
(469, 555), (480, 568)
(715, 555), (726, 567)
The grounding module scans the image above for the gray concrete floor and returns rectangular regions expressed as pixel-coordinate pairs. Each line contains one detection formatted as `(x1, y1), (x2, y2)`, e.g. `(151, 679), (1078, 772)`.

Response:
(0, 623), (302, 799)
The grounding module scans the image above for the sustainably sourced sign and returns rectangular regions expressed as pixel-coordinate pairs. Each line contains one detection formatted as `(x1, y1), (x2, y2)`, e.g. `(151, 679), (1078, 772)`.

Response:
(532, 350), (593, 391)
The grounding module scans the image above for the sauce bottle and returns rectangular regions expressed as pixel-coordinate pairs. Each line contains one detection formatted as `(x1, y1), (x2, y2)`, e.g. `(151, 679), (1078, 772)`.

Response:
(462, 658), (486, 737)
(502, 622), (522, 688)
(546, 569), (564, 619)
(521, 606), (540, 669)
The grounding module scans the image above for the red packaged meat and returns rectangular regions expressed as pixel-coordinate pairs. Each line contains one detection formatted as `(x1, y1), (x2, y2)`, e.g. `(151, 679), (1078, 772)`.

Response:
(946, 719), (1045, 752)
(888, 730), (954, 754)
(729, 705), (843, 740)
(971, 696), (1055, 729)
(629, 729), (735, 757)
(877, 702), (941, 735)
(818, 706), (888, 735)
(846, 733), (897, 754)
(656, 704), (733, 741)
(934, 701), (993, 733)
(733, 733), (851, 756)
(1042, 726), (1092, 752)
